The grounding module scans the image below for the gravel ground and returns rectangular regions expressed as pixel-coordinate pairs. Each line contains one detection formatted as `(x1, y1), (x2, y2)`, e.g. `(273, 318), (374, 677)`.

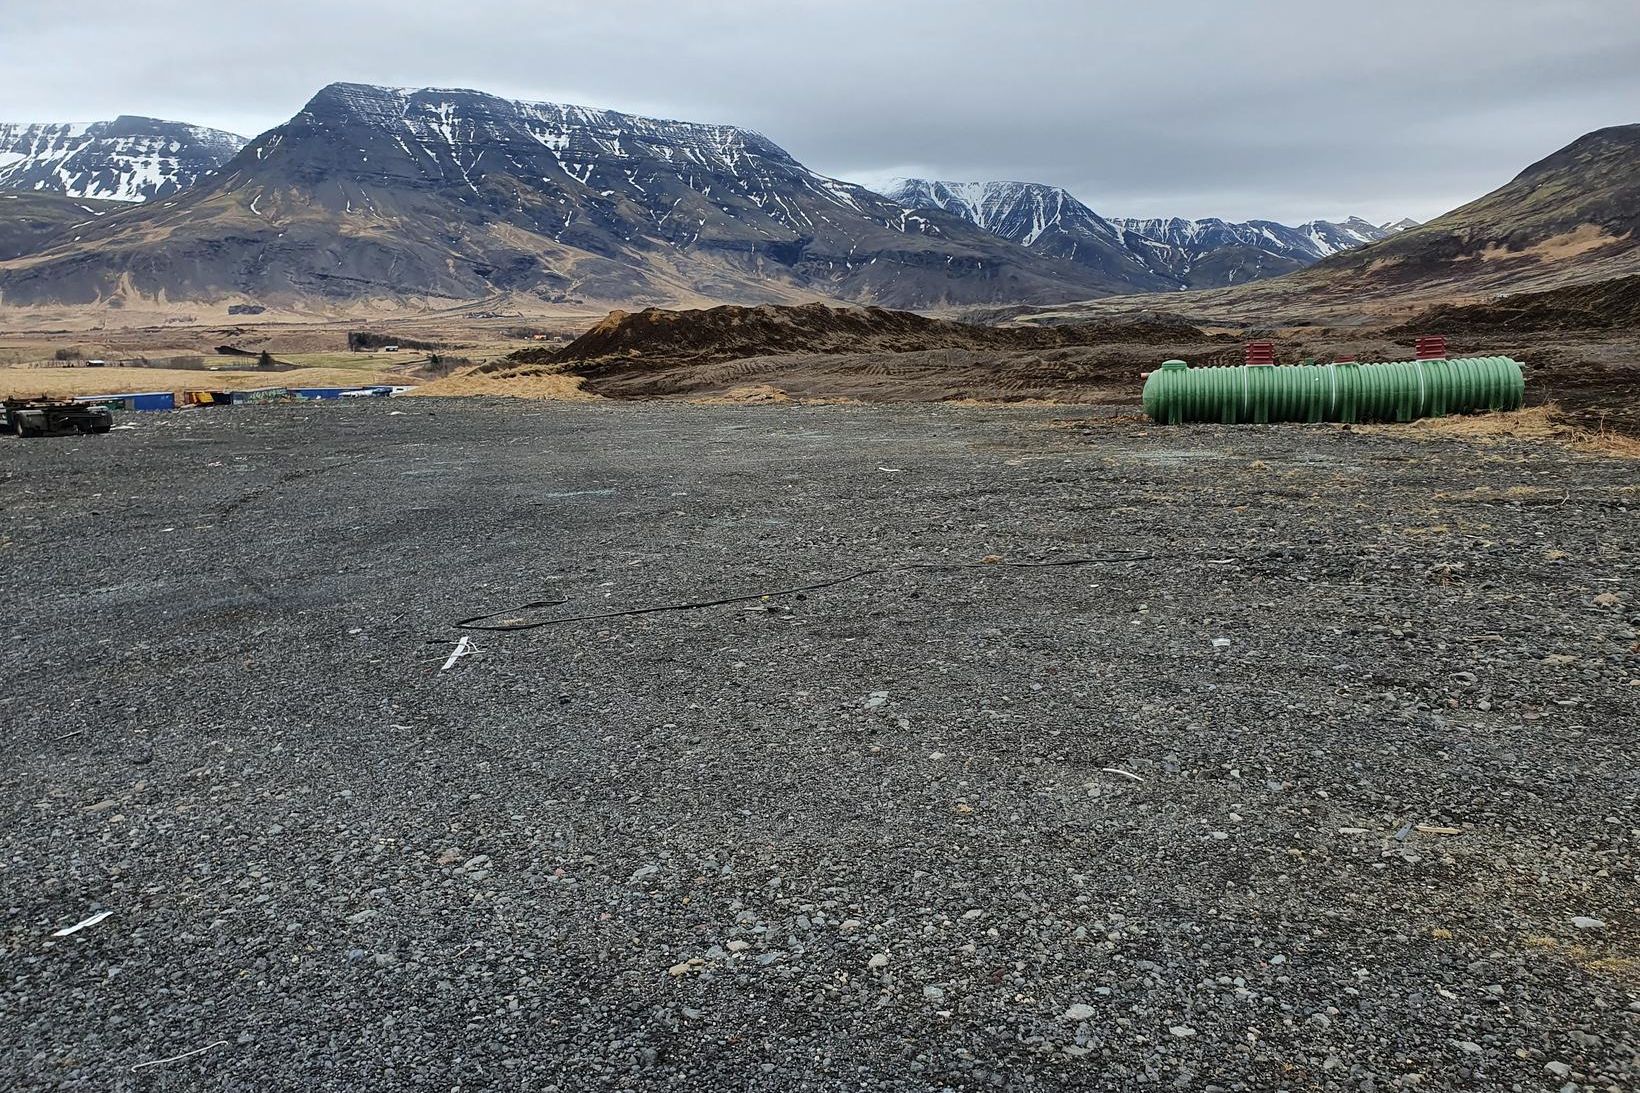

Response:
(2, 399), (1635, 1091)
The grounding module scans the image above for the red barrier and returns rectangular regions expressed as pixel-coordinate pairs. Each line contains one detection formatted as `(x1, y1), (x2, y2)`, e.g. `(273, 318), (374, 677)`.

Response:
(1415, 335), (1448, 361)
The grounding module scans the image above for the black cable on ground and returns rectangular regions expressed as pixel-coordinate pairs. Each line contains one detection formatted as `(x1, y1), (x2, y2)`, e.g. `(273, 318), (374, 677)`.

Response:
(453, 552), (1152, 632)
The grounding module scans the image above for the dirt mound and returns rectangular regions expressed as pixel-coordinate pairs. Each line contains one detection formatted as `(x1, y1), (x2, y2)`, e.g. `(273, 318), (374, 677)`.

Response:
(409, 366), (591, 400)
(557, 345), (1177, 404)
(1390, 274), (1640, 335)
(501, 302), (1210, 371)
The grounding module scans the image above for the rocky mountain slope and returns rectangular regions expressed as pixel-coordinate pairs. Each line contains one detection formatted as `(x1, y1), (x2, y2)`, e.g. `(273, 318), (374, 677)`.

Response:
(0, 84), (1119, 310)
(879, 180), (1177, 292)
(0, 117), (246, 202)
(0, 192), (125, 261)
(960, 125), (1640, 327)
(885, 179), (1404, 290)
(1292, 124), (1640, 296)
(1109, 215), (1396, 287)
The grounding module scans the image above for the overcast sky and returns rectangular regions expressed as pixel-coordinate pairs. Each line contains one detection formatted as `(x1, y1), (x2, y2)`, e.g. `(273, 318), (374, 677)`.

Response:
(4, 0), (1636, 223)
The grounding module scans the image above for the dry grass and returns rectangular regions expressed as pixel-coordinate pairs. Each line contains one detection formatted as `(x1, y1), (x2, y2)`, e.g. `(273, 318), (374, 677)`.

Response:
(1474, 224), (1628, 264)
(0, 365), (409, 398)
(1364, 405), (1640, 459)
(273, 351), (432, 370)
(1523, 935), (1639, 988)
(406, 367), (593, 400)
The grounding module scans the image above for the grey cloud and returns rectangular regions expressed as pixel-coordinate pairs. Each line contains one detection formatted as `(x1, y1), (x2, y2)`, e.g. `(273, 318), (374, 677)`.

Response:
(2, 0), (1636, 223)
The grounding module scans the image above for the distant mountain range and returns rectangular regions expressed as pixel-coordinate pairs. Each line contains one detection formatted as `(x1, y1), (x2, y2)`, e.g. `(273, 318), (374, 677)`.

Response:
(0, 117), (246, 202)
(0, 84), (1133, 308)
(990, 124), (1640, 326)
(883, 179), (1411, 290)
(0, 86), (1627, 313)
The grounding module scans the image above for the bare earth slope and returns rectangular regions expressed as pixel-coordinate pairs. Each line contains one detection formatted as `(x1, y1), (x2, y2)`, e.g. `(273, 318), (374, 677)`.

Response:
(1392, 273), (1640, 333)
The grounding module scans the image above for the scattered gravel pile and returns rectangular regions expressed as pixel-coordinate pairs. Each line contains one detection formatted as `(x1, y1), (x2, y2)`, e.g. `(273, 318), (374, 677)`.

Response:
(2, 401), (1635, 1091)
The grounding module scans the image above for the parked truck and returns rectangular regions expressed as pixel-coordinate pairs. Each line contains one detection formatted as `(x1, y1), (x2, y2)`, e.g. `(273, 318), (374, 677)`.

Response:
(3, 398), (115, 437)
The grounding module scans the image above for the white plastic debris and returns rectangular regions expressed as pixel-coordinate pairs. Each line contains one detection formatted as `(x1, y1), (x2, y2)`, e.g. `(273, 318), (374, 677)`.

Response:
(130, 1040), (228, 1072)
(440, 635), (473, 671)
(1212, 637), (1232, 650)
(1101, 767), (1143, 783)
(52, 910), (112, 937)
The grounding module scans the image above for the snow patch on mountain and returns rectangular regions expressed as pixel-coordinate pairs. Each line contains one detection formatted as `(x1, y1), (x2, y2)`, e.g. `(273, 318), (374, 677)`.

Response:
(1, 83), (1121, 309)
(0, 117), (247, 202)
(888, 177), (1404, 289)
(278, 83), (945, 247)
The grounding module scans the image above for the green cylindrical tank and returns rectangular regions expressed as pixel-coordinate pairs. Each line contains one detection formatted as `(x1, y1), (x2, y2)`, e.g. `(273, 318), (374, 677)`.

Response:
(1141, 356), (1524, 425)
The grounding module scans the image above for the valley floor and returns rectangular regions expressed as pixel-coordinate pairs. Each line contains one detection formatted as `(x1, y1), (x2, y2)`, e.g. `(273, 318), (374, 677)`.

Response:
(2, 401), (1635, 1091)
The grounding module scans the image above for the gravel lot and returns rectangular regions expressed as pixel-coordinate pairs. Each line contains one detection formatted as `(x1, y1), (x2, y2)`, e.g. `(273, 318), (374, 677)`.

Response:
(3, 400), (1635, 1091)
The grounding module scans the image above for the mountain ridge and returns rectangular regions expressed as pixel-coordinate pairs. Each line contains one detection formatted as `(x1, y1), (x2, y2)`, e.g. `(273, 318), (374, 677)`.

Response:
(0, 83), (1120, 309)
(884, 178), (1404, 289)
(1289, 123), (1640, 295)
(0, 116), (247, 202)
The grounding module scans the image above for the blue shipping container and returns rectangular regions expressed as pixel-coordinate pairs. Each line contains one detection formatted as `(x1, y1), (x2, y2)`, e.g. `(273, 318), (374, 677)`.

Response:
(129, 392), (176, 411)
(76, 391), (175, 411)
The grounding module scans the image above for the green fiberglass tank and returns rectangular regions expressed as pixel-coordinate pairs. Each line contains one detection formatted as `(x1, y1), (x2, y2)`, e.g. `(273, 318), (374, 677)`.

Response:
(1141, 356), (1524, 425)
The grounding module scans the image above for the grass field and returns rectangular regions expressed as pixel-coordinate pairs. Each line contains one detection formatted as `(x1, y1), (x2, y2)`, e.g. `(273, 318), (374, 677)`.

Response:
(0, 365), (413, 398)
(268, 350), (435, 370)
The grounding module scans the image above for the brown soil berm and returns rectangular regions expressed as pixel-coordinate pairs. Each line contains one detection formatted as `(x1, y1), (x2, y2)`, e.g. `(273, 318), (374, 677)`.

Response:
(499, 302), (1216, 371)
(466, 300), (1637, 437)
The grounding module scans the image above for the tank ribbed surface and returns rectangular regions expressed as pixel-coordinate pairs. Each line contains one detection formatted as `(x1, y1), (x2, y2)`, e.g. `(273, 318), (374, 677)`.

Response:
(1141, 356), (1524, 425)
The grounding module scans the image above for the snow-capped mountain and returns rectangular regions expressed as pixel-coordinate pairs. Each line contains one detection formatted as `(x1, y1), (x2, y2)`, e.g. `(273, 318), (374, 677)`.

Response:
(882, 179), (1175, 292)
(886, 178), (1403, 289)
(1108, 215), (1398, 287)
(0, 84), (1115, 307)
(0, 117), (247, 202)
(885, 179), (1119, 245)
